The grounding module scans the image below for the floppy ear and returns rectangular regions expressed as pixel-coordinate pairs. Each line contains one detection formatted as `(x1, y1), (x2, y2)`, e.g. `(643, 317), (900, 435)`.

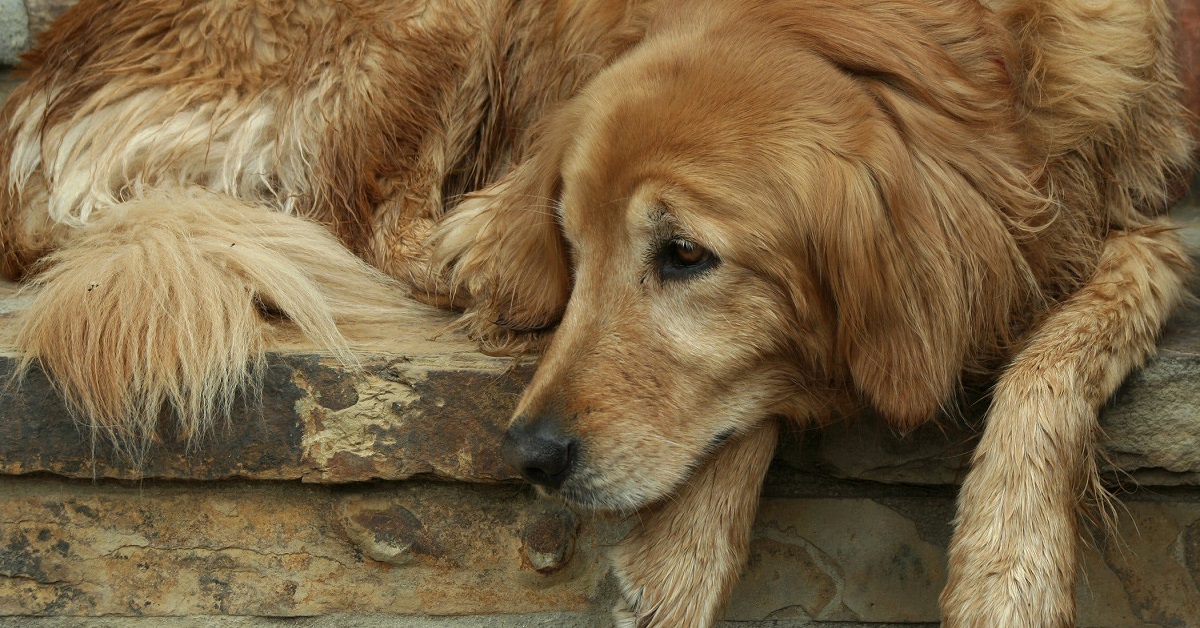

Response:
(429, 106), (578, 350)
(818, 146), (1023, 429)
(776, 0), (1042, 427)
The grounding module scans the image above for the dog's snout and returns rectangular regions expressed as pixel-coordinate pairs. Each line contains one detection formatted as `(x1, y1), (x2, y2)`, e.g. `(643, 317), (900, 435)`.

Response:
(502, 417), (576, 489)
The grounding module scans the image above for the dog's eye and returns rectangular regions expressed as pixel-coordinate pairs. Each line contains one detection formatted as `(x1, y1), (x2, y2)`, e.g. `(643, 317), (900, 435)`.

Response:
(658, 238), (719, 281)
(673, 239), (706, 264)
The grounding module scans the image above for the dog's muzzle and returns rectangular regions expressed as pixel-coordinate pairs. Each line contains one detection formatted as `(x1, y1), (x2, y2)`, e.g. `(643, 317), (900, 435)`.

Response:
(501, 416), (576, 489)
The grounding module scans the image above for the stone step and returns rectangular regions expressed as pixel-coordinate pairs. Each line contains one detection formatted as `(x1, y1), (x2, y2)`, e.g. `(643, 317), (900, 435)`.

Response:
(3, 268), (1199, 488)
(2, 475), (1197, 627)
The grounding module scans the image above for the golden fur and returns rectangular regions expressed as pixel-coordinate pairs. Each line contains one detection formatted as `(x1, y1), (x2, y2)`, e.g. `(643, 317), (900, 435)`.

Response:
(0, 0), (1194, 625)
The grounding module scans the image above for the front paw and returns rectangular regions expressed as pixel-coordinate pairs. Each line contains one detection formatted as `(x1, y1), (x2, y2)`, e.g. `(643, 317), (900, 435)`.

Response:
(428, 180), (569, 354)
(425, 191), (495, 306)
(942, 478), (1078, 627)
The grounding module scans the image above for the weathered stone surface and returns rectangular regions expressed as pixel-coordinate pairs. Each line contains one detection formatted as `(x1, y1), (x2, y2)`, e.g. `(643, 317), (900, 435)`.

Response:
(774, 417), (977, 487)
(728, 499), (948, 623)
(0, 477), (624, 618)
(0, 350), (530, 483)
(24, 0), (75, 42)
(298, 358), (532, 484)
(0, 615), (619, 628)
(1103, 354), (1200, 486)
(0, 616), (938, 627)
(3, 274), (1200, 487)
(0, 0), (28, 66)
(3, 476), (1199, 625)
(0, 356), (310, 481)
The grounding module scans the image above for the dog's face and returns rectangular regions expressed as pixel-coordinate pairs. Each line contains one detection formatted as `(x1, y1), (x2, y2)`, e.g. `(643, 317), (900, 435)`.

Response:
(502, 32), (843, 511)
(495, 0), (1035, 511)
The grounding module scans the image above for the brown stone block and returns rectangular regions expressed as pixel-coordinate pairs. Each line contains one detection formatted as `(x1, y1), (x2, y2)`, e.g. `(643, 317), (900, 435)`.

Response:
(728, 497), (1200, 625)
(0, 349), (531, 484)
(0, 355), (308, 481)
(5, 477), (1199, 623)
(0, 477), (625, 617)
(297, 358), (532, 484)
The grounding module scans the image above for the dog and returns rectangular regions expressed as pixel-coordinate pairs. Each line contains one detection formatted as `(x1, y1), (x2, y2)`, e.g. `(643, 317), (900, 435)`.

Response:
(0, 0), (1194, 626)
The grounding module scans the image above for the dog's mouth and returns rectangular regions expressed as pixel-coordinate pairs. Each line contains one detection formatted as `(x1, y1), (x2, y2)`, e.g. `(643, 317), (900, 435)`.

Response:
(549, 472), (676, 514)
(512, 457), (664, 513)
(505, 428), (742, 514)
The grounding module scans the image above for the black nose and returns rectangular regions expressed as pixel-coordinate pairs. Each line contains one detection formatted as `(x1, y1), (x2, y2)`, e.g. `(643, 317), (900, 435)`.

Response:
(502, 417), (576, 489)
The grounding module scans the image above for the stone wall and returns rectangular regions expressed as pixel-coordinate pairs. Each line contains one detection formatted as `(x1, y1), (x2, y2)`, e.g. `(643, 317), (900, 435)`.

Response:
(1, 1), (1200, 626)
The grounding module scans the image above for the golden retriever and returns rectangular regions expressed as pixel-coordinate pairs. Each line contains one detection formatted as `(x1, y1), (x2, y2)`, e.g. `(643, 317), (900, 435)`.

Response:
(0, 0), (1194, 626)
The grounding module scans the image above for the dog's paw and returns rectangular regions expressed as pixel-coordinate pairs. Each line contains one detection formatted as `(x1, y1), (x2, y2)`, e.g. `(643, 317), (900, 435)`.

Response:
(942, 433), (1078, 626)
(941, 557), (1075, 628)
(611, 600), (643, 628)
(427, 179), (568, 353)
(610, 563), (667, 628)
(422, 191), (493, 306)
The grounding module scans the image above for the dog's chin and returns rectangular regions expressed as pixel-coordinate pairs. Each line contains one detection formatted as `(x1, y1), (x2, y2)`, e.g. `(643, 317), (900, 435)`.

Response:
(554, 486), (664, 515)
(539, 434), (743, 513)
(546, 463), (700, 515)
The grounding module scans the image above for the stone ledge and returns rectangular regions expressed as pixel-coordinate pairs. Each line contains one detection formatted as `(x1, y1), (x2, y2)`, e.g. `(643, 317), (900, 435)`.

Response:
(3, 277), (1198, 488)
(2, 476), (1197, 626)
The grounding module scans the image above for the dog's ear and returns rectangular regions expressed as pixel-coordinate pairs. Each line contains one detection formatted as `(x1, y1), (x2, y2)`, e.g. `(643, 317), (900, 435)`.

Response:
(816, 147), (1023, 429)
(431, 106), (578, 346)
(773, 0), (1041, 427)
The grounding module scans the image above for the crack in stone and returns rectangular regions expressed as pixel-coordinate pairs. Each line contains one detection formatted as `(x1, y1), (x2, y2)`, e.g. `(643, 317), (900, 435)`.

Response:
(0, 572), (84, 587)
(100, 543), (354, 569)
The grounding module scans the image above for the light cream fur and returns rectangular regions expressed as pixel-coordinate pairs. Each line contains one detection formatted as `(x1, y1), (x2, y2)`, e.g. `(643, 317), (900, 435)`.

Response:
(612, 420), (779, 628)
(942, 224), (1190, 626)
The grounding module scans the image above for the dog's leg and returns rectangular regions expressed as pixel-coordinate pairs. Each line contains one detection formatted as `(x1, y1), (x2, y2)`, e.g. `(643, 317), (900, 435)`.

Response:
(612, 419), (779, 628)
(941, 224), (1189, 627)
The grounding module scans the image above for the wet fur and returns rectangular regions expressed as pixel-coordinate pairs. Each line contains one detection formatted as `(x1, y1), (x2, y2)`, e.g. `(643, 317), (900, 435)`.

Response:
(1, 0), (1194, 625)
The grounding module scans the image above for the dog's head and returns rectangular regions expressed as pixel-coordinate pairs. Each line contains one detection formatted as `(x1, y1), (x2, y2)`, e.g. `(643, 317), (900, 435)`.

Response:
(485, 0), (1045, 511)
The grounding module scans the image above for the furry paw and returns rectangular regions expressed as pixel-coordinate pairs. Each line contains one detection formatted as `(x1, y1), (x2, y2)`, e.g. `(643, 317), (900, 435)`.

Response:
(428, 178), (569, 354)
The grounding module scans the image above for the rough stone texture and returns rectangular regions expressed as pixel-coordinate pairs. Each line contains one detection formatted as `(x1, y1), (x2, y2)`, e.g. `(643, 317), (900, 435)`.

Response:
(0, 477), (626, 619)
(3, 477), (1199, 627)
(0, 0), (28, 66)
(0, 349), (532, 484)
(0, 616), (619, 628)
(0, 618), (936, 628)
(23, 0), (73, 42)
(2, 278), (1199, 487)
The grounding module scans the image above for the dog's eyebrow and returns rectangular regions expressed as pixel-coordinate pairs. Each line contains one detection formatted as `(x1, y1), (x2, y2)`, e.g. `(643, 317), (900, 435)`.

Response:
(648, 201), (680, 228)
(645, 203), (682, 242)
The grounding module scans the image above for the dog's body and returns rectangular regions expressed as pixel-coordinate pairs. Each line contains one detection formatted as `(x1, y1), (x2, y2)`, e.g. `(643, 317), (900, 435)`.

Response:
(1, 0), (1194, 626)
